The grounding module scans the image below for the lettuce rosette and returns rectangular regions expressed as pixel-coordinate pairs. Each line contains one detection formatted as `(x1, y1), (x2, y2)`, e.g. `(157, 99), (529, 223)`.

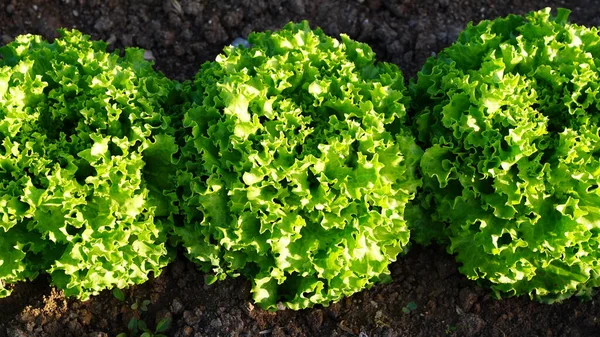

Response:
(411, 8), (600, 302)
(174, 22), (422, 310)
(0, 30), (179, 299)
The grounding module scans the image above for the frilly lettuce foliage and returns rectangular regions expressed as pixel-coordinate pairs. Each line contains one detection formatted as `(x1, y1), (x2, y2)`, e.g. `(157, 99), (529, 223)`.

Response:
(0, 30), (179, 299)
(411, 8), (600, 302)
(174, 22), (422, 310)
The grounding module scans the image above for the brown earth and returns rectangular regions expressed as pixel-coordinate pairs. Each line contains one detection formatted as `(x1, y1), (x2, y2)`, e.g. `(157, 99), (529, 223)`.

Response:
(1, 0), (600, 336)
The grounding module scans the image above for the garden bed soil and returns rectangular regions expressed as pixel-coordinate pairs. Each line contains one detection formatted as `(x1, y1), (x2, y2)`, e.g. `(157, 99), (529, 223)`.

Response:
(1, 0), (599, 336)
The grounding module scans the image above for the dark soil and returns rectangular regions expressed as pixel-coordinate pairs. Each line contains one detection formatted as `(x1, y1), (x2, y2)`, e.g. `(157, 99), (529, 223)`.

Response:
(1, 0), (599, 336)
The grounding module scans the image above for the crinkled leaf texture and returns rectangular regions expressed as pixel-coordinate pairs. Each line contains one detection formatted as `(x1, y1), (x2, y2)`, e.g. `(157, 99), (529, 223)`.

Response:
(175, 21), (422, 310)
(411, 8), (600, 302)
(0, 30), (179, 299)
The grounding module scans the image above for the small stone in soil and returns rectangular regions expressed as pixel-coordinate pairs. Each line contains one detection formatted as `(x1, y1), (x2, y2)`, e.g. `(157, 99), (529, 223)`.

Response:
(143, 50), (155, 61)
(171, 298), (185, 315)
(210, 317), (222, 328)
(94, 16), (114, 32)
(231, 37), (250, 48)
(89, 333), (108, 337)
(456, 313), (486, 336)
(183, 310), (200, 326)
(183, 325), (194, 336)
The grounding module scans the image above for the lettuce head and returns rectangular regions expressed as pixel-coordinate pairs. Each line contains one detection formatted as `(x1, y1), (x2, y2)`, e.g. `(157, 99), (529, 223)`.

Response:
(411, 8), (600, 302)
(175, 22), (422, 310)
(0, 30), (179, 299)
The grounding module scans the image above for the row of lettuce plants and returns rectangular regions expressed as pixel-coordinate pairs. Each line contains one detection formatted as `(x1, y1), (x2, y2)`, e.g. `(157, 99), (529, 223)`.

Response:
(1, 8), (599, 310)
